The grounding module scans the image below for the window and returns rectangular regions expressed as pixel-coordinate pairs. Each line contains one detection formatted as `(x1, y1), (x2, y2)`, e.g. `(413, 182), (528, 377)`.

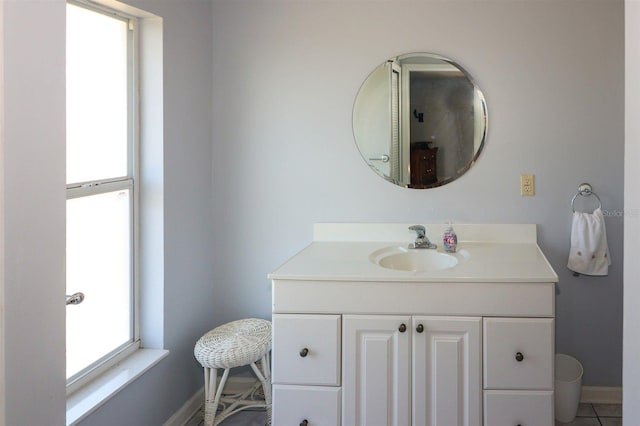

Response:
(66, 1), (138, 387)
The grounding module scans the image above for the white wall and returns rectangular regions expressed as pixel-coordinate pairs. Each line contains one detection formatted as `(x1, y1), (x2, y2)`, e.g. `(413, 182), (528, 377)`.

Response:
(210, 0), (624, 387)
(0, 0), (5, 423)
(3, 0), (67, 424)
(2, 0), (215, 424)
(625, 0), (640, 420)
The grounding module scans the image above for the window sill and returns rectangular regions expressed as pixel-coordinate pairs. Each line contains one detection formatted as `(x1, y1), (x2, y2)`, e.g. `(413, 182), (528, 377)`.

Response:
(66, 348), (169, 426)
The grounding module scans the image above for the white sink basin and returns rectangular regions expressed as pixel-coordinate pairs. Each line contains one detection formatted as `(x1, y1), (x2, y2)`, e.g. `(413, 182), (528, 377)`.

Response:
(370, 246), (470, 272)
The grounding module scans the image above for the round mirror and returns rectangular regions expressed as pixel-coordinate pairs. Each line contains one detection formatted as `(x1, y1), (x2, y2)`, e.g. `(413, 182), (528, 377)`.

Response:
(353, 53), (488, 188)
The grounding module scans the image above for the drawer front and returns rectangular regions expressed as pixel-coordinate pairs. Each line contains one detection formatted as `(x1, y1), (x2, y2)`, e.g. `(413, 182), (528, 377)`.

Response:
(273, 384), (341, 426)
(272, 314), (341, 386)
(483, 318), (554, 390)
(484, 390), (554, 426)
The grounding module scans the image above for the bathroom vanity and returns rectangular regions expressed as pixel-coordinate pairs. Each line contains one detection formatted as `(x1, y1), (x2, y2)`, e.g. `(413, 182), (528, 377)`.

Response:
(269, 224), (558, 426)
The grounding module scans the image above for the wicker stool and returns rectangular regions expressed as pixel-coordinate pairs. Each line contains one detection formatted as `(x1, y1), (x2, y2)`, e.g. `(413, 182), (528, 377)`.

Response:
(194, 318), (272, 426)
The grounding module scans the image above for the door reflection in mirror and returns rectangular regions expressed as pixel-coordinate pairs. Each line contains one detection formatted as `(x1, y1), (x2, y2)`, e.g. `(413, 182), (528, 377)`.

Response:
(353, 53), (487, 189)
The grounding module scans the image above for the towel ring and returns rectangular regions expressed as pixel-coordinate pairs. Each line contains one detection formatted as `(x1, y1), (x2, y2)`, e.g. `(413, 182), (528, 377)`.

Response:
(571, 183), (602, 213)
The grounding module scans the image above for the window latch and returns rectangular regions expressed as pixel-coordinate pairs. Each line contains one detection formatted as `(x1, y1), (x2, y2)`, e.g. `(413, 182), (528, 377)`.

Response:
(66, 292), (85, 306)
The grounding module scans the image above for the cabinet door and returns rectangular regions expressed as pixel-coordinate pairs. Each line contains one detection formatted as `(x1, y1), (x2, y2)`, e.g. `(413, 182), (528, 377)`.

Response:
(412, 316), (482, 426)
(342, 315), (411, 426)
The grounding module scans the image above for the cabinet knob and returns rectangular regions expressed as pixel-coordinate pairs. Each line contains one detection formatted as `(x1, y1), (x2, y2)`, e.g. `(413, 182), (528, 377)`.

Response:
(399, 323), (407, 333)
(300, 420), (309, 426)
(416, 324), (424, 333)
(515, 352), (524, 362)
(299, 348), (309, 357)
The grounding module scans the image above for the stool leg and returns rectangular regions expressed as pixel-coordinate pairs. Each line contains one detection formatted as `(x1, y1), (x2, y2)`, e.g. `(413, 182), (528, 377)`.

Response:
(262, 353), (272, 425)
(250, 354), (272, 425)
(203, 367), (232, 426)
(203, 367), (217, 426)
(211, 368), (230, 426)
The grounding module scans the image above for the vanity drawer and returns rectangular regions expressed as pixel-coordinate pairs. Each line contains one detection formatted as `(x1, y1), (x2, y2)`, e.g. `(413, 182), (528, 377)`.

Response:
(272, 314), (341, 386)
(483, 318), (554, 390)
(273, 384), (341, 425)
(484, 390), (554, 426)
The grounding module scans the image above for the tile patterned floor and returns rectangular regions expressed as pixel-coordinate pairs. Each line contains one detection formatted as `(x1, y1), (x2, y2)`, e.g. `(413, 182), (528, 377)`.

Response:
(185, 407), (267, 426)
(556, 403), (623, 426)
(187, 402), (621, 425)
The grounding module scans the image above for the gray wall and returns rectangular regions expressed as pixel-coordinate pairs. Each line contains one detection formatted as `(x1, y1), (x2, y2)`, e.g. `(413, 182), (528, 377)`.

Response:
(210, 0), (624, 387)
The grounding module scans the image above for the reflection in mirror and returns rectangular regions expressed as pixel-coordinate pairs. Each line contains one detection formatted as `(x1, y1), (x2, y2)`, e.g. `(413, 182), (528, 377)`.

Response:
(353, 53), (487, 189)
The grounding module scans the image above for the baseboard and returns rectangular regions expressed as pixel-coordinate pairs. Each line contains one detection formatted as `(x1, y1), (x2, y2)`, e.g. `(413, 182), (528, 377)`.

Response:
(580, 386), (623, 404)
(166, 381), (621, 424)
(163, 377), (259, 426)
(163, 387), (204, 426)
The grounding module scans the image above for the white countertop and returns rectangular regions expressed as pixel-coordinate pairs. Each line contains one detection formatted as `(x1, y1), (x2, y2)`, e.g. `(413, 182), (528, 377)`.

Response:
(269, 241), (558, 283)
(268, 223), (559, 283)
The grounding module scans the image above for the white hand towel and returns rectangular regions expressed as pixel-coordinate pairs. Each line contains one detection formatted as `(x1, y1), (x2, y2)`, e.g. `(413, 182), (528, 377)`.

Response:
(567, 207), (611, 276)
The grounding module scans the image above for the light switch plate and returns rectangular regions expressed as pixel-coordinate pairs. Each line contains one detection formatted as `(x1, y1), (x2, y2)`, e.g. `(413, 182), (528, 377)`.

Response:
(521, 174), (535, 196)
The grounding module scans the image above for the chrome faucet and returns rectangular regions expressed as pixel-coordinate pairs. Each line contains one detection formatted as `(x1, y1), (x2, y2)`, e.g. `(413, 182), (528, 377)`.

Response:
(408, 225), (437, 249)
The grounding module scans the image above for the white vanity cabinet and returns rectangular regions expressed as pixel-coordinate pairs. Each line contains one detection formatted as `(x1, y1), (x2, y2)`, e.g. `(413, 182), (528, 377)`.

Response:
(272, 311), (554, 426)
(269, 223), (559, 426)
(342, 315), (482, 426)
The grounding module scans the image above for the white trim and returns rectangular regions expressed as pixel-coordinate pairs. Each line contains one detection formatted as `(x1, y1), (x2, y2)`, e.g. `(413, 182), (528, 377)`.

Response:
(0, 0), (5, 422)
(168, 382), (621, 426)
(66, 348), (168, 426)
(66, 340), (140, 395)
(137, 5), (164, 351)
(74, 0), (157, 19)
(625, 1), (640, 420)
(66, 178), (133, 198)
(580, 386), (623, 404)
(165, 377), (260, 426)
(130, 8), (141, 350)
(168, 380), (619, 424)
(65, 0), (141, 390)
(162, 387), (204, 426)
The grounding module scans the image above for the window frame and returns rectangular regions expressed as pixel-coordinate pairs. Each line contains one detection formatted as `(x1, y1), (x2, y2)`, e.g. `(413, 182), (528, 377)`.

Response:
(65, 0), (141, 394)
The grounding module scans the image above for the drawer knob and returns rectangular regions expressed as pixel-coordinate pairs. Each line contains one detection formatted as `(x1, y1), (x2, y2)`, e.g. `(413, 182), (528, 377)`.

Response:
(399, 323), (407, 333)
(300, 421), (309, 426)
(416, 324), (424, 333)
(515, 352), (524, 362)
(299, 348), (309, 357)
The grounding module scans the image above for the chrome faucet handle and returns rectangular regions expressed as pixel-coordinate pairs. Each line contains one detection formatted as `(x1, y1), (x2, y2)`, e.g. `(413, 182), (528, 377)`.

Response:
(408, 225), (437, 249)
(408, 225), (426, 238)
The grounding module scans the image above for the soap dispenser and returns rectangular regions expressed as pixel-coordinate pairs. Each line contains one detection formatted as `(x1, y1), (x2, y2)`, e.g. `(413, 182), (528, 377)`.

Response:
(443, 223), (458, 253)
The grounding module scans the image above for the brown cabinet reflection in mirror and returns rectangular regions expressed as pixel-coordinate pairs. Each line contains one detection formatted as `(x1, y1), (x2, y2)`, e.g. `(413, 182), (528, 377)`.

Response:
(353, 53), (488, 189)
(410, 142), (438, 188)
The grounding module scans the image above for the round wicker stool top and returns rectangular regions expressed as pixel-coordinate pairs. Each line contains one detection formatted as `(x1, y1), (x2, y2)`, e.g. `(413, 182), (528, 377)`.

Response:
(194, 318), (272, 369)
